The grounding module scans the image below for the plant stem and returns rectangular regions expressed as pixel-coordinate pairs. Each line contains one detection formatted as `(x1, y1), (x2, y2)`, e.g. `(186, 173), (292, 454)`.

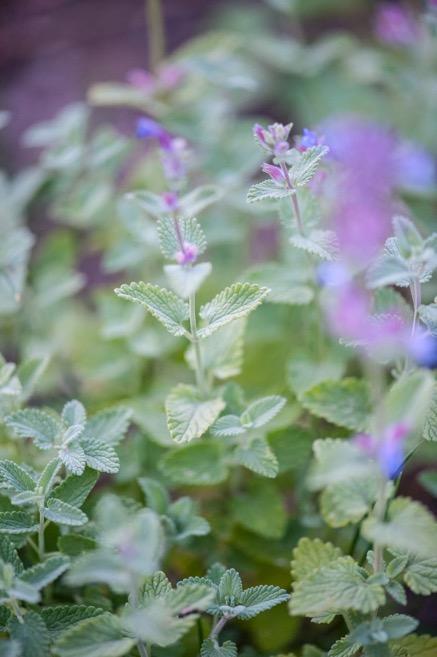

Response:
(145, 0), (165, 73)
(137, 641), (149, 657)
(210, 615), (229, 640)
(373, 478), (388, 574)
(410, 276), (421, 336)
(189, 292), (206, 393)
(9, 598), (24, 623)
(280, 162), (304, 234)
(38, 506), (45, 560)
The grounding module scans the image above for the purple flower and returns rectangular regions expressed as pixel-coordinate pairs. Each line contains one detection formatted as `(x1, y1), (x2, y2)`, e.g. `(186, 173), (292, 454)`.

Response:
(295, 128), (322, 152)
(262, 163), (285, 184)
(395, 140), (436, 191)
(374, 3), (418, 46)
(324, 117), (396, 266)
(161, 137), (189, 183)
(408, 332), (437, 369)
(136, 117), (164, 140)
(253, 122), (293, 153)
(127, 69), (155, 91)
(354, 423), (409, 479)
(175, 241), (198, 265)
(162, 191), (179, 212)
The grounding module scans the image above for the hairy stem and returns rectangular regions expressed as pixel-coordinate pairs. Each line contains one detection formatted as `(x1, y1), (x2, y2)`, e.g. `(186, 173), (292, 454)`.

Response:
(9, 598), (24, 623)
(189, 293), (206, 393)
(210, 615), (229, 640)
(280, 161), (304, 234)
(38, 506), (45, 560)
(137, 641), (149, 657)
(145, 0), (165, 73)
(410, 276), (421, 336)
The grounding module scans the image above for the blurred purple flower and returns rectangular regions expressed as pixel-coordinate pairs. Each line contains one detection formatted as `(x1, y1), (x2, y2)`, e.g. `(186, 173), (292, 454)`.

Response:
(354, 423), (409, 479)
(176, 241), (198, 265)
(316, 262), (351, 288)
(408, 331), (437, 369)
(295, 128), (323, 152)
(162, 191), (179, 212)
(262, 163), (285, 184)
(161, 137), (190, 184)
(136, 117), (172, 149)
(127, 69), (155, 91)
(374, 3), (418, 46)
(395, 140), (436, 190)
(324, 117), (396, 266)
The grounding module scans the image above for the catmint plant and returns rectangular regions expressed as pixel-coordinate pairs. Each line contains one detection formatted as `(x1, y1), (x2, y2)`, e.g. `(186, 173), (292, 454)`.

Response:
(248, 117), (437, 657)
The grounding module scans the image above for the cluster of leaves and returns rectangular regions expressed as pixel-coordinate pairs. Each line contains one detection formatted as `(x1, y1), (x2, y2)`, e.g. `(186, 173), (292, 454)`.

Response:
(1, 1), (437, 655)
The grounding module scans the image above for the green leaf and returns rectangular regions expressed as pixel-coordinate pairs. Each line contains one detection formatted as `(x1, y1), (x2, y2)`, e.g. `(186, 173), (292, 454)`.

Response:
(244, 262), (314, 306)
(166, 496), (210, 540)
(240, 396), (286, 429)
(290, 556), (385, 617)
(391, 634), (437, 657)
(289, 230), (338, 261)
(82, 441), (119, 473)
(287, 353), (345, 398)
(59, 444), (86, 476)
(179, 184), (222, 217)
(166, 384), (225, 443)
(320, 477), (379, 528)
(114, 282), (189, 337)
(49, 469), (98, 508)
(0, 511), (38, 535)
(0, 536), (23, 574)
(53, 612), (134, 657)
(291, 538), (342, 583)
(9, 611), (50, 657)
(198, 283), (269, 338)
(5, 409), (61, 449)
(58, 534), (97, 556)
(233, 437), (279, 478)
(423, 383), (437, 442)
(44, 499), (88, 526)
(0, 640), (20, 657)
(328, 637), (361, 657)
(21, 555), (70, 588)
(401, 554), (437, 595)
(301, 379), (371, 432)
(38, 458), (61, 496)
(41, 605), (104, 639)
(247, 179), (292, 204)
(0, 460), (36, 494)
(164, 262), (212, 299)
(362, 497), (437, 559)
(383, 370), (434, 433)
(138, 477), (169, 514)
(201, 638), (237, 657)
(81, 407), (131, 446)
(418, 303), (437, 337)
(65, 550), (129, 592)
(290, 145), (329, 187)
(237, 585), (289, 619)
(62, 400), (86, 428)
(381, 614), (418, 639)
(218, 568), (243, 599)
(157, 215), (207, 260)
(160, 440), (228, 486)
(232, 480), (286, 539)
(307, 439), (376, 490)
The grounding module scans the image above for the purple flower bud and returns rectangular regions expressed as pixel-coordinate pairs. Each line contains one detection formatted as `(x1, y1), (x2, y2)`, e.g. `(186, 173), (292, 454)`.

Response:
(273, 141), (290, 158)
(127, 69), (155, 91)
(175, 241), (198, 265)
(374, 3), (418, 46)
(162, 191), (179, 212)
(262, 163), (285, 184)
(136, 117), (165, 140)
(408, 332), (437, 369)
(158, 64), (186, 90)
(253, 123), (268, 146)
